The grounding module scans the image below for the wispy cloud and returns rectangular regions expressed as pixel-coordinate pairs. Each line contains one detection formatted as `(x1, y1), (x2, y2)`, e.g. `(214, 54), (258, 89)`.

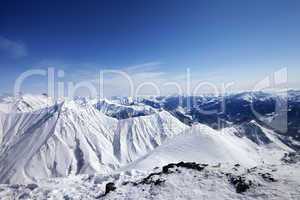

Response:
(0, 36), (27, 59)
(124, 61), (163, 73)
(61, 61), (167, 96)
(25, 60), (238, 97)
(46, 61), (230, 96)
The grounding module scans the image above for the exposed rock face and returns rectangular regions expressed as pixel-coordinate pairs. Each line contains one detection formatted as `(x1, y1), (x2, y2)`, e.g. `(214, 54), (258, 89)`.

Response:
(105, 182), (116, 194)
(227, 174), (252, 193)
(281, 152), (300, 164)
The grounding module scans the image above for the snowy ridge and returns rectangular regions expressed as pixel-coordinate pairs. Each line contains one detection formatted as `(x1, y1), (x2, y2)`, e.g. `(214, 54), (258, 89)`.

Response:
(123, 123), (291, 171)
(94, 98), (158, 119)
(0, 100), (187, 184)
(113, 111), (187, 164)
(0, 94), (53, 113)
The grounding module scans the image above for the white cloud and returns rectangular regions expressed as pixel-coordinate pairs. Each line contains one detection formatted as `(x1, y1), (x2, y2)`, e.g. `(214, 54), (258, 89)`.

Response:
(25, 61), (239, 97)
(95, 62), (166, 96)
(51, 61), (232, 97)
(124, 61), (163, 73)
(0, 36), (27, 58)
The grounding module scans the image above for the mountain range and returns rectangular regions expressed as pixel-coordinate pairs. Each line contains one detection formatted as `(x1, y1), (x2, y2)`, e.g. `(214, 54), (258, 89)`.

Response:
(0, 91), (299, 199)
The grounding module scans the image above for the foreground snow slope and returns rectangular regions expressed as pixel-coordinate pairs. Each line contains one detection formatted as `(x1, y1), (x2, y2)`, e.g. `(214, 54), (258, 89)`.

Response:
(108, 163), (300, 200)
(0, 162), (299, 200)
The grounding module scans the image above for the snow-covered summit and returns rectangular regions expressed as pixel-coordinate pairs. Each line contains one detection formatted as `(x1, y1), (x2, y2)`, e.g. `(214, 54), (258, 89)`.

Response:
(0, 98), (186, 184)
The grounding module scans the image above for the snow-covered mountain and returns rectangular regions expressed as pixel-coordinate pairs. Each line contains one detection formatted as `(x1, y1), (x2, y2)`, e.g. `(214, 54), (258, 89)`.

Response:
(0, 92), (299, 199)
(0, 99), (186, 184)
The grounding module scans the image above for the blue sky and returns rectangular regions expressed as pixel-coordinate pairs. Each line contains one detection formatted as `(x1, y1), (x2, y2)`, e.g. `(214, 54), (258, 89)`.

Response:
(0, 0), (299, 96)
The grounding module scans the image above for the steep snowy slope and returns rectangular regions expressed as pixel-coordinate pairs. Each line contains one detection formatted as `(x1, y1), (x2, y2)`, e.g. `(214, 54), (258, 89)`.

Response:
(235, 120), (292, 150)
(23, 101), (119, 183)
(0, 100), (187, 184)
(113, 111), (187, 164)
(0, 101), (118, 184)
(0, 103), (63, 184)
